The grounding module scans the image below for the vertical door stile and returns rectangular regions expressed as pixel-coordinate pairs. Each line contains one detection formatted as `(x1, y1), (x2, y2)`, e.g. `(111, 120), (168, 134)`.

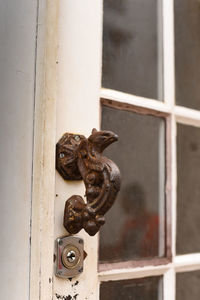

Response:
(54, 1), (103, 299)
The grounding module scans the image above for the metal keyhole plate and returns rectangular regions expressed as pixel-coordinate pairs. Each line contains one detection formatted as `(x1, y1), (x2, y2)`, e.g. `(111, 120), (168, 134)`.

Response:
(55, 236), (84, 279)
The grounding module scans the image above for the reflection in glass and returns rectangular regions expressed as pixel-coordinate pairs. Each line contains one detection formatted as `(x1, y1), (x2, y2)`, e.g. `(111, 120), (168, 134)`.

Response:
(100, 105), (166, 263)
(102, 0), (163, 100)
(176, 271), (200, 300)
(175, 0), (200, 110)
(177, 124), (200, 254)
(100, 276), (163, 300)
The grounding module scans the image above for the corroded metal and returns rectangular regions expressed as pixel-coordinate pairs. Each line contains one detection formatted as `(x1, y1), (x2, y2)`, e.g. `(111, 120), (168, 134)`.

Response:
(56, 133), (85, 180)
(56, 129), (121, 236)
(55, 236), (84, 279)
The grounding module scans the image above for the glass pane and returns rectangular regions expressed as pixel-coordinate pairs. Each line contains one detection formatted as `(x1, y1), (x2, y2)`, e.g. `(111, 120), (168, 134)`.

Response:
(100, 276), (163, 300)
(175, 0), (200, 110)
(100, 105), (166, 263)
(176, 271), (200, 300)
(102, 0), (163, 100)
(177, 124), (200, 254)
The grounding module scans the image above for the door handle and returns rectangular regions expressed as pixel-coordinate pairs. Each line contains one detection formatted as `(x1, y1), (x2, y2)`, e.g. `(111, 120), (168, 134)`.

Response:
(56, 128), (121, 236)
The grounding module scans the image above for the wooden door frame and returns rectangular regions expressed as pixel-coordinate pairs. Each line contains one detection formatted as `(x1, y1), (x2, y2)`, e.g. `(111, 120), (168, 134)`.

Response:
(30, 1), (59, 299)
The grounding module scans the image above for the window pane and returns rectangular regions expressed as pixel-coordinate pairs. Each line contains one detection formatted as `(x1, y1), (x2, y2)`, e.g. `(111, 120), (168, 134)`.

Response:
(176, 271), (200, 300)
(100, 276), (163, 300)
(175, 0), (200, 110)
(100, 104), (166, 263)
(102, 0), (163, 100)
(177, 124), (200, 254)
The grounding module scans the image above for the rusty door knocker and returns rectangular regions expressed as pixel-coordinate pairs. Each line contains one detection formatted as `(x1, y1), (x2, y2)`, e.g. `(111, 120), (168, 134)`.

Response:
(56, 128), (121, 236)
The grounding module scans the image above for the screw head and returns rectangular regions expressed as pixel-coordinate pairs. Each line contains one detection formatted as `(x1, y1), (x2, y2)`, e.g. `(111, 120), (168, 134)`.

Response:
(66, 250), (76, 263)
(58, 239), (63, 246)
(59, 153), (65, 159)
(74, 135), (80, 142)
(61, 245), (80, 269)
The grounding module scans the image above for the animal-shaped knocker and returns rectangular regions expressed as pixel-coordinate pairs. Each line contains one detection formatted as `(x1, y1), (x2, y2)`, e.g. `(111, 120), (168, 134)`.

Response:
(56, 129), (121, 236)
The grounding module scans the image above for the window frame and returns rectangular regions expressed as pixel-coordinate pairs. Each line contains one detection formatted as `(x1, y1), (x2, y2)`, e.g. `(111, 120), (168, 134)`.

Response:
(99, 98), (172, 272)
(99, 0), (200, 299)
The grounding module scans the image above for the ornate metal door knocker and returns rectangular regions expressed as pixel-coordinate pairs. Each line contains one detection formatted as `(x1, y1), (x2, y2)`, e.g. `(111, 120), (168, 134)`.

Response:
(56, 128), (121, 236)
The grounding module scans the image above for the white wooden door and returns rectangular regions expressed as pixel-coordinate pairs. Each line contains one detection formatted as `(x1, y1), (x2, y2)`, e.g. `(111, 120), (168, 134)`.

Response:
(30, 1), (200, 300)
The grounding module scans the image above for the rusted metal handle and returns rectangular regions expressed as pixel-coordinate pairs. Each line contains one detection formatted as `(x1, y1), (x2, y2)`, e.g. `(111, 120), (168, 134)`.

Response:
(56, 128), (121, 236)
